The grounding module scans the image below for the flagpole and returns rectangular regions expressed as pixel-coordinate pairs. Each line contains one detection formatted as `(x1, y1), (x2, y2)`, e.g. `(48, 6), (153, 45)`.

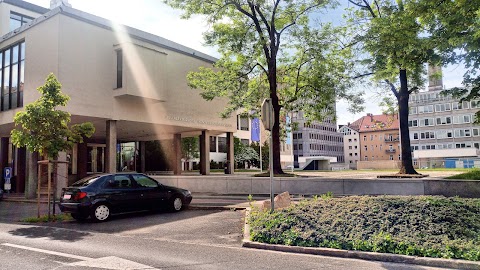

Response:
(291, 111), (294, 173)
(259, 125), (263, 173)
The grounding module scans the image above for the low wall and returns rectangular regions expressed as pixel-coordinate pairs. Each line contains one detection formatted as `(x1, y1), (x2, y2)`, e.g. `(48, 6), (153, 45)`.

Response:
(357, 160), (400, 170)
(151, 176), (480, 198)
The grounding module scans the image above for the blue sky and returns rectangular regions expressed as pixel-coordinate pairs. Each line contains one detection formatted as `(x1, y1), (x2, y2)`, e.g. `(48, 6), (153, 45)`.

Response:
(26, 0), (467, 125)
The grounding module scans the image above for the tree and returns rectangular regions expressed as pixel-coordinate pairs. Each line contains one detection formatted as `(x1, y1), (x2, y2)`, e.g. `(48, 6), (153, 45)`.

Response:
(234, 137), (259, 168)
(347, 0), (438, 174)
(416, 0), (480, 119)
(181, 137), (199, 170)
(251, 141), (269, 170)
(11, 74), (95, 214)
(164, 0), (363, 174)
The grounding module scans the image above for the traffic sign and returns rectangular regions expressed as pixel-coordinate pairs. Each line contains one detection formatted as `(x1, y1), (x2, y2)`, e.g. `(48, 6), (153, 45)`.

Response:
(4, 167), (11, 191)
(261, 99), (274, 131)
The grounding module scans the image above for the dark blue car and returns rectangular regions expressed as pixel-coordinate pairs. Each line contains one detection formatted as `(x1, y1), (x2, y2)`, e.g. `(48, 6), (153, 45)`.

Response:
(59, 173), (192, 222)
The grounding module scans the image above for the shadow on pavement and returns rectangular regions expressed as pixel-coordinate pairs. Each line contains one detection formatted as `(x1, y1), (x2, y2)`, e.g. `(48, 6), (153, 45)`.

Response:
(8, 226), (91, 242)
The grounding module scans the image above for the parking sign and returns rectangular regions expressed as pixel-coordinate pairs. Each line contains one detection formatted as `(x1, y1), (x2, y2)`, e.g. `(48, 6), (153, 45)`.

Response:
(4, 167), (11, 191)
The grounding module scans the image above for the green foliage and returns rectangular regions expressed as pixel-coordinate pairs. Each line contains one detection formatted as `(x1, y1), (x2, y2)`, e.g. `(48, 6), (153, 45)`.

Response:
(417, 0), (480, 121)
(249, 196), (480, 261)
(320, 191), (333, 199)
(22, 213), (73, 223)
(181, 137), (199, 162)
(445, 169), (480, 180)
(234, 137), (259, 166)
(11, 74), (95, 159)
(250, 141), (268, 170)
(164, 0), (364, 172)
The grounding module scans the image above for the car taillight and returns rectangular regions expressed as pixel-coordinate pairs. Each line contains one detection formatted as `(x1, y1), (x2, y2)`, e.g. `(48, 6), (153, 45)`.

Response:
(73, 192), (87, 200)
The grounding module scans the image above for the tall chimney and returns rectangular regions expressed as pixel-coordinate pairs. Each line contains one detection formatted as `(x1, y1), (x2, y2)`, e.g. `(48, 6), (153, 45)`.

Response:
(50, 0), (72, 9)
(428, 64), (443, 92)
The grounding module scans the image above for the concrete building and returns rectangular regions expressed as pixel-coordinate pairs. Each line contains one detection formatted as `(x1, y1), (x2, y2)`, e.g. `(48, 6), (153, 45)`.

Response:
(292, 111), (344, 168)
(338, 125), (360, 168)
(409, 66), (480, 167)
(0, 0), (236, 196)
(350, 113), (401, 162)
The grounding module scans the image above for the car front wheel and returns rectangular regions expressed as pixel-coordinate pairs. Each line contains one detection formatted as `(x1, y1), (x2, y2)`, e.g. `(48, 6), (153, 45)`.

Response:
(170, 196), (183, 212)
(91, 203), (110, 222)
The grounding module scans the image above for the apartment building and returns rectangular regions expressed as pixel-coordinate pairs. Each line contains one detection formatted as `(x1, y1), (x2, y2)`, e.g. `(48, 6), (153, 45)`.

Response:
(350, 113), (401, 162)
(338, 125), (360, 167)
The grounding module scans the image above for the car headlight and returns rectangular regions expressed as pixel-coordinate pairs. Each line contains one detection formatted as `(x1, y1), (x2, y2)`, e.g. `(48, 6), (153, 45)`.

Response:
(184, 190), (191, 196)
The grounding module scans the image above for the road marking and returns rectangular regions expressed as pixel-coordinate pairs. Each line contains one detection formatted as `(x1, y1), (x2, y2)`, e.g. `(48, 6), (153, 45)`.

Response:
(1, 243), (159, 270)
(1, 243), (91, 261)
(70, 256), (158, 269)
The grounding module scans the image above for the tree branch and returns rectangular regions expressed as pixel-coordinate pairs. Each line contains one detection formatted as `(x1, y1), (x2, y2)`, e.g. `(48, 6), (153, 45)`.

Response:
(385, 79), (399, 99)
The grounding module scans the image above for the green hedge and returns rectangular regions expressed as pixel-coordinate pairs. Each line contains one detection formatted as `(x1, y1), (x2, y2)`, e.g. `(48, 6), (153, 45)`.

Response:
(249, 196), (480, 261)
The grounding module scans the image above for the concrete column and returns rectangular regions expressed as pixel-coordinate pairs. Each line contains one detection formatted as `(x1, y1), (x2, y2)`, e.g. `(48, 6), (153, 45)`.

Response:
(77, 143), (88, 179)
(105, 120), (117, 173)
(199, 130), (210, 175)
(139, 141), (146, 173)
(226, 132), (234, 174)
(0, 137), (8, 188)
(25, 151), (38, 199)
(173, 134), (182, 175)
(16, 147), (26, 193)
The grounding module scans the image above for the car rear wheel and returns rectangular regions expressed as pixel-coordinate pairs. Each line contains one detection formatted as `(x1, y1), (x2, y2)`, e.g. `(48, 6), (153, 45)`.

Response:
(170, 196), (183, 212)
(71, 213), (89, 221)
(91, 204), (110, 222)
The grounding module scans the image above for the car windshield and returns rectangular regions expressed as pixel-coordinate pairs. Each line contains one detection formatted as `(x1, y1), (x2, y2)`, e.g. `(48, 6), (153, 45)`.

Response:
(71, 175), (102, 187)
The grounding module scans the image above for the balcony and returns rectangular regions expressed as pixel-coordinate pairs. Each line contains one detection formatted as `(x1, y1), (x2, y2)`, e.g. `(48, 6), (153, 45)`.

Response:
(385, 137), (400, 142)
(385, 149), (396, 153)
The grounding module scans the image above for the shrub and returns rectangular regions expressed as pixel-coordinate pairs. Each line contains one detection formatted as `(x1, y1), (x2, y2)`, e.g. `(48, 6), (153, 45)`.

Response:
(249, 196), (480, 261)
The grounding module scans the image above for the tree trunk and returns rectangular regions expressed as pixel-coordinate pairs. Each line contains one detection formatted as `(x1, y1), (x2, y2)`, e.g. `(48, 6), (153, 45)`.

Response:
(398, 69), (419, 175)
(52, 156), (58, 216)
(269, 60), (284, 175)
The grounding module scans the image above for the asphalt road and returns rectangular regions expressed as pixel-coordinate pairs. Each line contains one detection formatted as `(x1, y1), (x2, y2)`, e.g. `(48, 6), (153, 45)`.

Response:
(0, 202), (451, 270)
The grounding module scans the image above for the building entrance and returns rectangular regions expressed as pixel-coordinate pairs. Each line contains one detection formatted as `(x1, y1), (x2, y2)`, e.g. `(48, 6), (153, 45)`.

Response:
(87, 144), (105, 174)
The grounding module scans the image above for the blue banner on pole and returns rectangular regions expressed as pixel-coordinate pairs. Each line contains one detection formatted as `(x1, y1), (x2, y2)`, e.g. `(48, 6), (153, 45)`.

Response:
(251, 118), (260, 142)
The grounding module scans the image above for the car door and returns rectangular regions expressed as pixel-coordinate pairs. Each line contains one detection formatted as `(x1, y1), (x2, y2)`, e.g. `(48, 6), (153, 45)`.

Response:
(100, 174), (139, 213)
(131, 174), (167, 210)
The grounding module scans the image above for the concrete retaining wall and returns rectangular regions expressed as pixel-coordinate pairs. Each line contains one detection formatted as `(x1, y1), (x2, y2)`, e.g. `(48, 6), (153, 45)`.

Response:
(151, 175), (480, 198)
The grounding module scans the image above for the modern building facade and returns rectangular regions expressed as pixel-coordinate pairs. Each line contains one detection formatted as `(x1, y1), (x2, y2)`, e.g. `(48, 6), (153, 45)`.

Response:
(292, 111), (344, 168)
(409, 67), (480, 166)
(0, 0), (235, 196)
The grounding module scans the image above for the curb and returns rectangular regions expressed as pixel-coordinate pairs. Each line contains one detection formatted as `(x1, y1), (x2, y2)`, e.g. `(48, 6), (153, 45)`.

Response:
(242, 208), (480, 270)
(188, 205), (247, 211)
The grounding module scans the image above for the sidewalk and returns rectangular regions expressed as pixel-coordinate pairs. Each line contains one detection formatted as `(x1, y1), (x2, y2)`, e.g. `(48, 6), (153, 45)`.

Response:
(0, 192), (279, 210)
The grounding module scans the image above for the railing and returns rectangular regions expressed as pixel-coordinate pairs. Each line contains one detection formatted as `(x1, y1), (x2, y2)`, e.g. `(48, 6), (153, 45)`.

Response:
(385, 149), (396, 153)
(385, 137), (400, 142)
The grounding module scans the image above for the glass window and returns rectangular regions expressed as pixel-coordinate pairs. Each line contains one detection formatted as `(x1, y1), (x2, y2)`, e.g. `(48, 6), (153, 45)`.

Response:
(218, 137), (227, 153)
(237, 116), (249, 131)
(133, 174), (158, 188)
(9, 12), (33, 31)
(116, 50), (122, 88)
(0, 42), (24, 111)
(209, 136), (217, 152)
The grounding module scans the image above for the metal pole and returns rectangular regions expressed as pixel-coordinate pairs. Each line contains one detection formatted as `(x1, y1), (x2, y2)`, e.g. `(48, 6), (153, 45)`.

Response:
(260, 127), (263, 173)
(37, 162), (41, 218)
(290, 111), (294, 173)
(269, 132), (274, 213)
(47, 162), (51, 220)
